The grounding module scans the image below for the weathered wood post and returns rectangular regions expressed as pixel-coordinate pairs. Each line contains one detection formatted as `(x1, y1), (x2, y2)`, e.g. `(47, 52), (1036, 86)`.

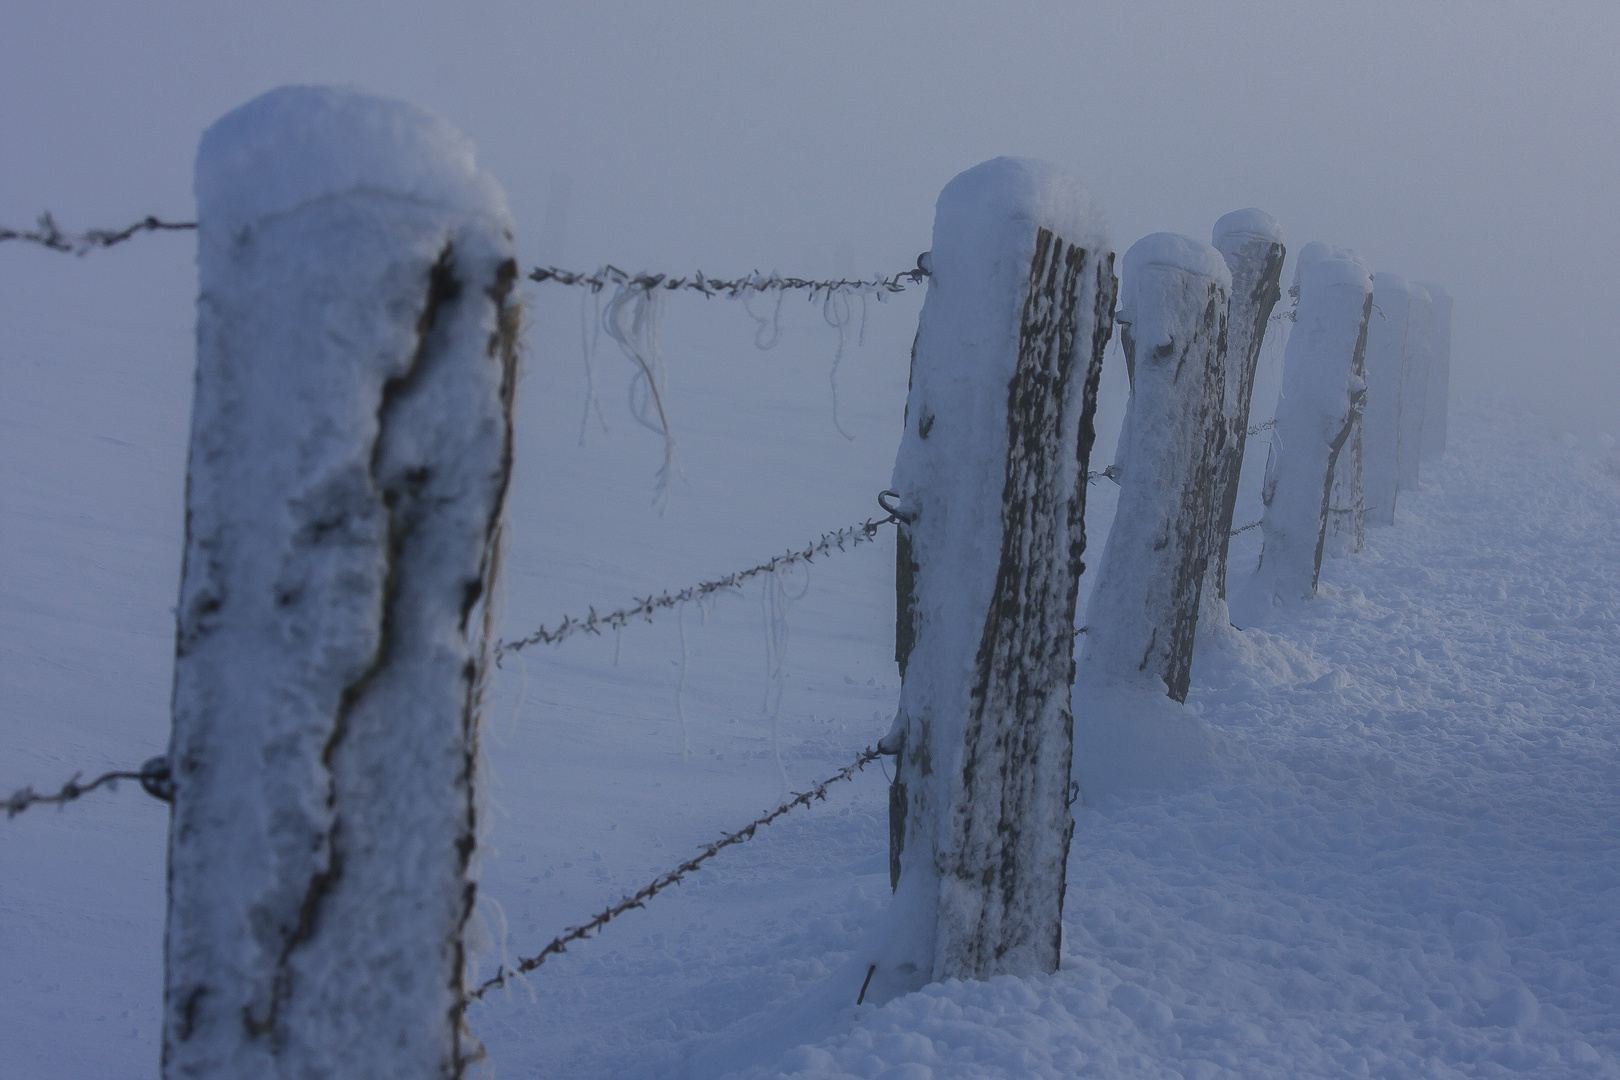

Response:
(876, 157), (1114, 997)
(1397, 285), (1433, 492)
(1201, 210), (1285, 624)
(164, 87), (518, 1079)
(1079, 234), (1230, 701)
(1419, 283), (1452, 461)
(1362, 272), (1414, 527)
(1248, 244), (1372, 603)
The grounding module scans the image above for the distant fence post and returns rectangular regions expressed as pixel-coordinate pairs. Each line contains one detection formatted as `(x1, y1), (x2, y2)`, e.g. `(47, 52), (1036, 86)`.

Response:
(163, 87), (517, 1079)
(1362, 273), (1413, 527)
(878, 157), (1114, 995)
(1250, 245), (1372, 603)
(1419, 283), (1452, 461)
(1079, 234), (1230, 701)
(1397, 286), (1433, 492)
(1202, 210), (1285, 620)
(1325, 283), (1371, 557)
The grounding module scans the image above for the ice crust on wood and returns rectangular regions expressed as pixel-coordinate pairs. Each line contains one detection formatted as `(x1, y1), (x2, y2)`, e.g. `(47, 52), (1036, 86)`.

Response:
(1245, 246), (1372, 606)
(1362, 273), (1414, 527)
(1201, 209), (1286, 631)
(1082, 232), (1230, 702)
(879, 157), (1114, 997)
(164, 86), (517, 1079)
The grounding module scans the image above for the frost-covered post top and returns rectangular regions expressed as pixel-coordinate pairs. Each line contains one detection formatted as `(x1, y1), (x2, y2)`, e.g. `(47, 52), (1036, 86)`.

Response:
(1212, 208), (1285, 254)
(1119, 232), (1231, 324)
(1291, 240), (1370, 296)
(195, 85), (511, 238)
(927, 156), (1109, 290)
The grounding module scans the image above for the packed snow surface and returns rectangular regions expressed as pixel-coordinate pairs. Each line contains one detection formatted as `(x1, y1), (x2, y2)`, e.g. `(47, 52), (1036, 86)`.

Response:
(3, 212), (1618, 1080)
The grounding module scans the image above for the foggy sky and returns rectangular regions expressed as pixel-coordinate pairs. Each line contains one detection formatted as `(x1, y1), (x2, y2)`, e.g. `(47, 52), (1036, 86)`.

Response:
(5, 1), (1618, 434)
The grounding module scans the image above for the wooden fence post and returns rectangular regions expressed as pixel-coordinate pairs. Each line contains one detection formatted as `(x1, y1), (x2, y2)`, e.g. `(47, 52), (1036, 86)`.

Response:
(877, 157), (1114, 996)
(1362, 272), (1414, 527)
(1419, 283), (1452, 461)
(1249, 244), (1372, 603)
(1397, 285), (1433, 492)
(163, 87), (518, 1079)
(1079, 234), (1230, 702)
(1201, 210), (1285, 622)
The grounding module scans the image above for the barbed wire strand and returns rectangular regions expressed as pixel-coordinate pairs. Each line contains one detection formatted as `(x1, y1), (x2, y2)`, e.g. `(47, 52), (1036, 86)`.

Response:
(1230, 519), (1263, 537)
(529, 264), (928, 300)
(4, 216), (932, 299)
(0, 213), (195, 254)
(466, 744), (883, 1001)
(6, 756), (173, 818)
(499, 517), (891, 658)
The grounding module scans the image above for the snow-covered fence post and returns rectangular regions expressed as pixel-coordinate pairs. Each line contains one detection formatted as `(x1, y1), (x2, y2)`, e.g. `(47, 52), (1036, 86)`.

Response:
(1202, 210), (1285, 618)
(1079, 234), (1230, 702)
(1420, 283), (1452, 461)
(1325, 281), (1370, 559)
(1249, 245), (1372, 603)
(1397, 286), (1433, 492)
(1362, 272), (1414, 527)
(877, 157), (1114, 994)
(163, 87), (518, 1079)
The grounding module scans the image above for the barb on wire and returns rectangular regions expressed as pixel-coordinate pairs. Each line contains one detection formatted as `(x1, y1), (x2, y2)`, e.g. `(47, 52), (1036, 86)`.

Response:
(6, 755), (173, 819)
(500, 515), (891, 657)
(530, 264), (928, 301)
(467, 745), (882, 1001)
(1, 213), (195, 255)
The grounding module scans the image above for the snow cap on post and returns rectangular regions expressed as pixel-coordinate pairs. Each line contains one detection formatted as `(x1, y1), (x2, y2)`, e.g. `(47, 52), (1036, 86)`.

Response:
(1212, 207), (1286, 252)
(167, 86), (517, 1080)
(1118, 232), (1231, 329)
(195, 85), (511, 237)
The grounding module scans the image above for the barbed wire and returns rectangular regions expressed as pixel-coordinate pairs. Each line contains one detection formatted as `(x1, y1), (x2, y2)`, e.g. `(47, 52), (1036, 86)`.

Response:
(1230, 519), (1262, 537)
(1246, 418), (1276, 436)
(6, 756), (173, 818)
(0, 213), (195, 255)
(499, 516), (892, 658)
(467, 744), (882, 1001)
(530, 263), (928, 300)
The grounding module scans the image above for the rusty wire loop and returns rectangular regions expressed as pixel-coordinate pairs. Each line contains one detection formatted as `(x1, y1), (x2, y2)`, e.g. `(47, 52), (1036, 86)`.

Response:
(499, 516), (892, 657)
(530, 263), (928, 300)
(0, 213), (196, 254)
(6, 756), (173, 819)
(467, 745), (883, 1001)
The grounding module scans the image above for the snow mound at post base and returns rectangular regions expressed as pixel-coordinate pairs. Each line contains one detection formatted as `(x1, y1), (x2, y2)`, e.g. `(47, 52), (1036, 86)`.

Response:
(1070, 684), (1276, 804)
(195, 85), (511, 235)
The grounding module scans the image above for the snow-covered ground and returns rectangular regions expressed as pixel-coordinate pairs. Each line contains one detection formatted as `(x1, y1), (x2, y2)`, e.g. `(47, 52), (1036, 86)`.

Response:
(3, 240), (1618, 1077)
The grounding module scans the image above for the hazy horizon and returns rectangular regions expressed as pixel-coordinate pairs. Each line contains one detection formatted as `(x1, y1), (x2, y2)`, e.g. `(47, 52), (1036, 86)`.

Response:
(5, 1), (1618, 435)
